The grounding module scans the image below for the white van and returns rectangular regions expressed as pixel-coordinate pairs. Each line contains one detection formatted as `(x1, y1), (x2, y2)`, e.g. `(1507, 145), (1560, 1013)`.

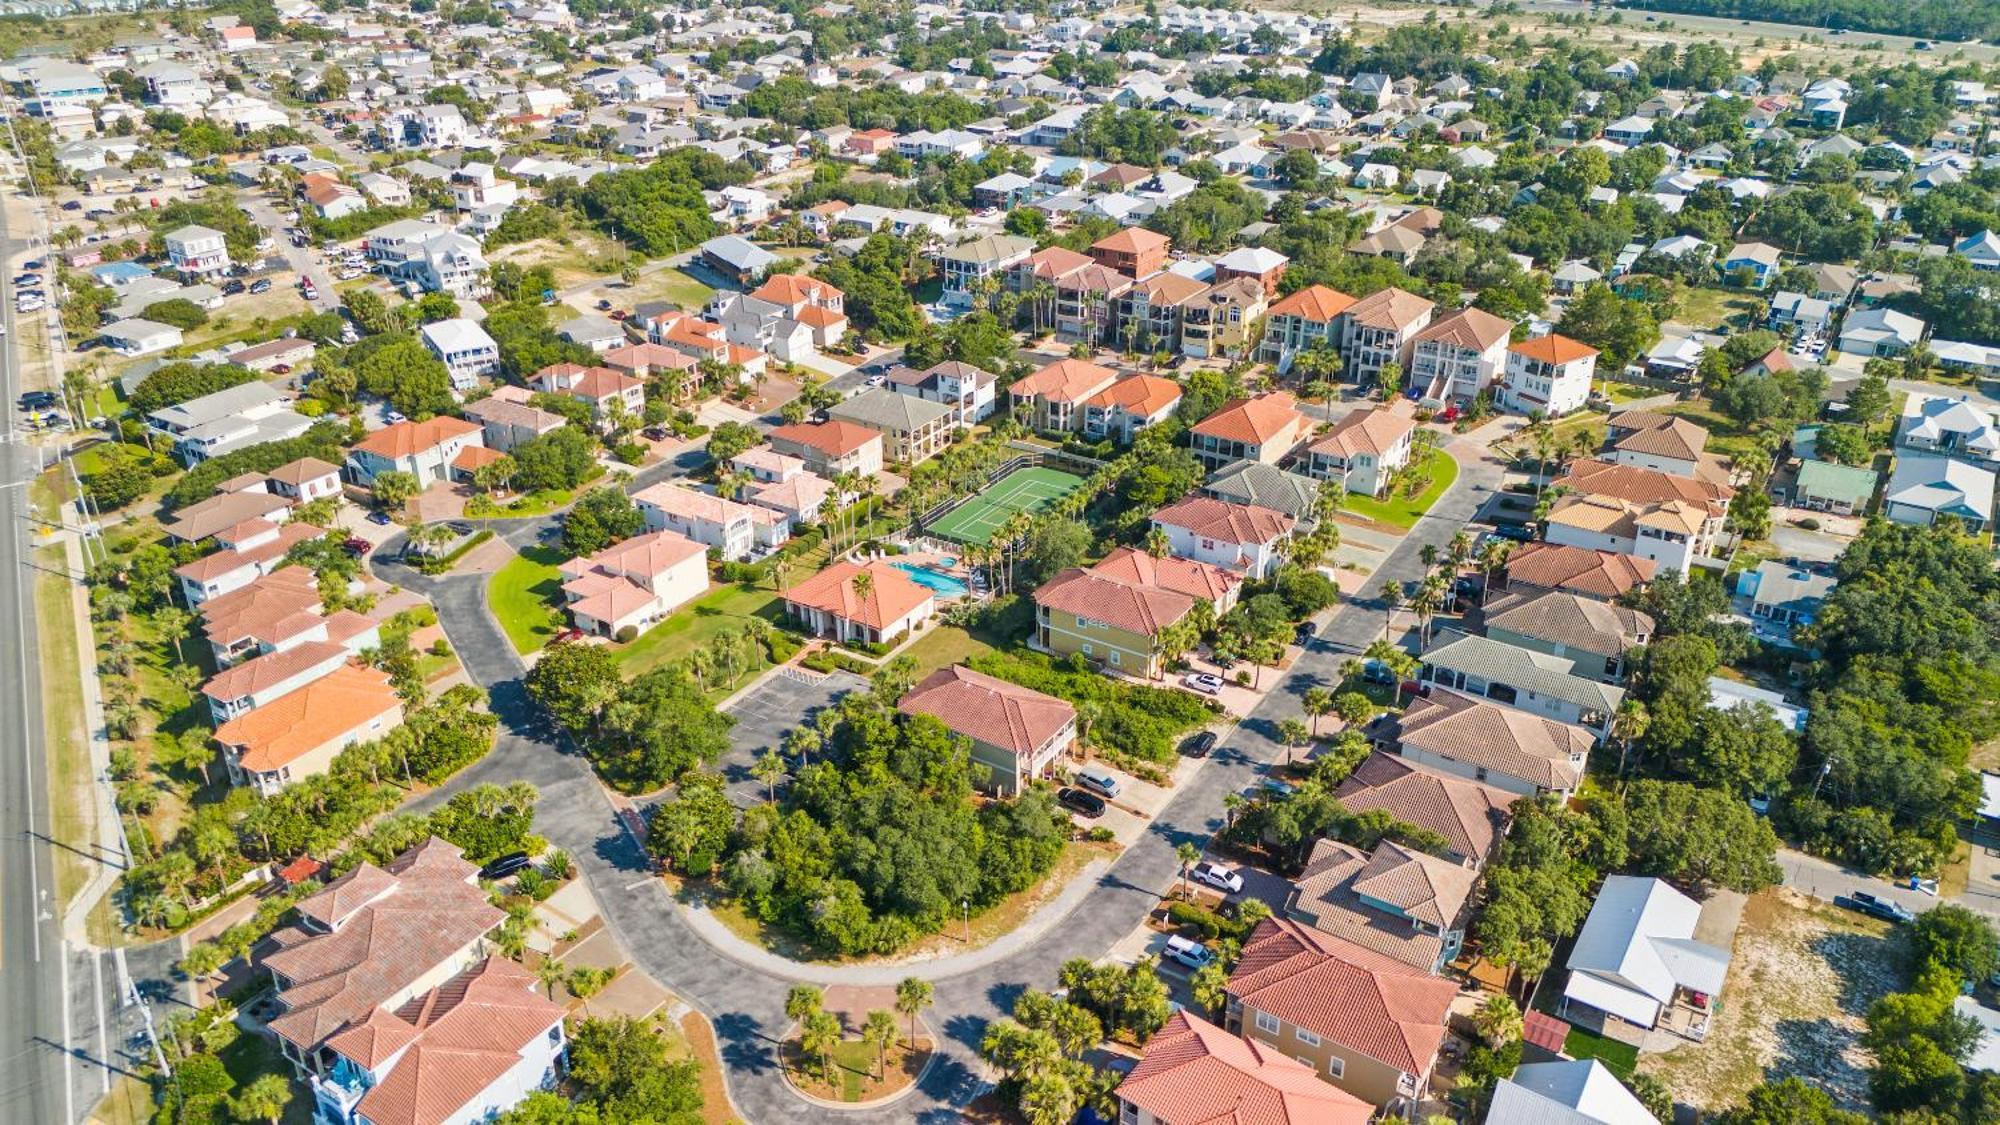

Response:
(1164, 934), (1213, 970)
(1077, 766), (1121, 800)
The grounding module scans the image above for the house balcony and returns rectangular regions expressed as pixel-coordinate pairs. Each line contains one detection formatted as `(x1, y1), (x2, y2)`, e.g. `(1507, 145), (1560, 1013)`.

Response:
(311, 1070), (367, 1124)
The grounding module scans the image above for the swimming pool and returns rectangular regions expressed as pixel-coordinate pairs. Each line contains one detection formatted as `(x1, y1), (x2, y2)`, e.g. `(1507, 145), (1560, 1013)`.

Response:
(893, 561), (971, 597)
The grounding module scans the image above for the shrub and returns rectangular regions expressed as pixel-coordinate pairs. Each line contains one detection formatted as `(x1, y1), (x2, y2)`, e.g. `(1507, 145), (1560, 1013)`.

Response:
(684, 847), (717, 878)
(1085, 826), (1115, 843)
(615, 625), (638, 643)
(1167, 901), (1223, 940)
(613, 441), (647, 464)
(1796, 517), (1821, 530)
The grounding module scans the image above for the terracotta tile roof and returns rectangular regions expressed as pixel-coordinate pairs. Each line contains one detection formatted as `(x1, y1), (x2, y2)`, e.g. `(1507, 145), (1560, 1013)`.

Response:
(560, 529), (706, 583)
(1389, 687), (1593, 791)
(266, 456), (341, 486)
(1333, 751), (1513, 861)
(1483, 590), (1654, 656)
(603, 341), (696, 373)
(1412, 306), (1512, 352)
(1089, 545), (1240, 603)
(751, 272), (842, 306)
(1611, 414), (1709, 462)
(631, 482), (761, 526)
(1502, 542), (1656, 600)
(175, 522), (321, 584)
(1019, 245), (1093, 280)
(1032, 566), (1195, 637)
(1084, 374), (1182, 416)
(1547, 493), (1707, 538)
(1191, 392), (1307, 447)
(1558, 458), (1733, 511)
(1118, 1010), (1375, 1125)
(768, 419), (880, 456)
(1509, 333), (1599, 365)
(783, 559), (933, 631)
(796, 304), (846, 329)
(199, 569), (323, 648)
(1130, 270), (1208, 307)
(348, 958), (565, 1125)
(1055, 262), (1134, 294)
(1151, 494), (1296, 545)
(214, 663), (402, 773)
(201, 639), (351, 703)
(1228, 916), (1456, 1074)
(747, 473), (833, 515)
(1091, 227), (1171, 255)
(1345, 286), (1434, 331)
(1310, 403), (1417, 460)
(1011, 358), (1120, 404)
(568, 367), (642, 399)
(452, 445), (505, 471)
(1268, 284), (1357, 323)
(352, 417), (481, 460)
(263, 840), (503, 1057)
(898, 665), (1076, 755)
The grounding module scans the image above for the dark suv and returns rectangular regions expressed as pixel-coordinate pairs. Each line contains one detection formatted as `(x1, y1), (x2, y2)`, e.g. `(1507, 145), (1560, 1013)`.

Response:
(1057, 787), (1106, 818)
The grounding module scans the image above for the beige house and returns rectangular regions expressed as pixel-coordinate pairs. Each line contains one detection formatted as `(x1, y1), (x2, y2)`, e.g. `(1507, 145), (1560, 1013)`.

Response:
(783, 559), (935, 644)
(1226, 917), (1458, 1108)
(1189, 392), (1311, 471)
(215, 663), (404, 795)
(767, 420), (885, 479)
(1008, 357), (1121, 433)
(898, 665), (1077, 794)
(1032, 567), (1194, 678)
(1180, 276), (1267, 360)
(826, 389), (955, 465)
(1303, 403), (1418, 498)
(1115, 1010), (1374, 1125)
(557, 530), (710, 638)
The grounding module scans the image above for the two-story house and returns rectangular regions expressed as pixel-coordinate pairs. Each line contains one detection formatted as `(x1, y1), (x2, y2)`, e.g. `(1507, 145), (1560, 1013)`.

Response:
(632, 482), (788, 561)
(1302, 403), (1416, 498)
(345, 417), (485, 488)
(532, 362), (646, 426)
(1151, 494), (1296, 578)
(1188, 392), (1311, 472)
(1543, 493), (1714, 576)
(1342, 287), (1435, 385)
(1418, 631), (1625, 735)
(214, 663), (404, 795)
(766, 420), (885, 479)
(1285, 837), (1480, 972)
(1374, 685), (1595, 796)
(827, 388), (956, 465)
(1080, 374), (1182, 444)
(898, 665), (1077, 795)
(175, 520), (323, 607)
(1481, 591), (1654, 682)
(164, 224), (231, 280)
(419, 317), (500, 390)
(1114, 1010), (1374, 1125)
(1500, 333), (1600, 417)
(557, 530), (710, 638)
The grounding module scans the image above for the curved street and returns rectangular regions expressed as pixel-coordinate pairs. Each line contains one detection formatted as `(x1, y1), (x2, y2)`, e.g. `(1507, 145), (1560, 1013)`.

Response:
(371, 433), (1507, 1120)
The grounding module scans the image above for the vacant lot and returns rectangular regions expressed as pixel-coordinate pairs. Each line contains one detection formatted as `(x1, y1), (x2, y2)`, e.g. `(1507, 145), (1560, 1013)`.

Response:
(1638, 888), (1902, 1115)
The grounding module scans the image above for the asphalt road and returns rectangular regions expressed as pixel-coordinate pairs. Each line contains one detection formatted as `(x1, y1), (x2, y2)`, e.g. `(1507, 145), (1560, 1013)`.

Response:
(237, 192), (337, 314)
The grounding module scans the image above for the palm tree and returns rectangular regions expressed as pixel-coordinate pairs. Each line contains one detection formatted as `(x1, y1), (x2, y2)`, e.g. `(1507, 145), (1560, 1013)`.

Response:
(1144, 526), (1170, 558)
(850, 569), (874, 606)
(1378, 578), (1405, 638)
(752, 750), (786, 803)
(895, 977), (933, 1049)
(231, 1074), (291, 1124)
(1611, 697), (1651, 777)
(1478, 538), (1513, 606)
(1366, 639), (1420, 705)
(1472, 994), (1523, 1048)
(801, 1010), (843, 1084)
(1222, 792), (1244, 829)
(1302, 687), (1332, 737)
(863, 1009), (899, 1080)
(1278, 718), (1310, 767)
(1175, 841), (1201, 898)
(535, 956), (567, 1000)
(784, 725), (821, 765)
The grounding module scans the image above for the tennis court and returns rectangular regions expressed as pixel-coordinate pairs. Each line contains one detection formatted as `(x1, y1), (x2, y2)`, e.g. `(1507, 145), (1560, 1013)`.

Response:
(928, 466), (1089, 545)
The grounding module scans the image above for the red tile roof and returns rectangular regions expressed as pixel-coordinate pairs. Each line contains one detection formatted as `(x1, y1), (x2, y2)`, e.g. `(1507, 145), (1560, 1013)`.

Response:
(783, 559), (933, 631)
(1151, 494), (1296, 545)
(768, 419), (880, 456)
(1509, 333), (1599, 365)
(214, 663), (402, 773)
(899, 665), (1075, 755)
(1228, 916), (1457, 1075)
(1268, 284), (1357, 323)
(346, 958), (565, 1125)
(1010, 358), (1120, 405)
(1032, 566), (1195, 637)
(1191, 392), (1308, 447)
(352, 417), (481, 460)
(1118, 1010), (1374, 1125)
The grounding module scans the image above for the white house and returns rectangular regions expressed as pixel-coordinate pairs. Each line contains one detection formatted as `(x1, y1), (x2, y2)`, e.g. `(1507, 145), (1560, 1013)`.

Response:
(1406, 306), (1512, 408)
(101, 318), (184, 357)
(1303, 403), (1416, 498)
(419, 318), (500, 390)
(345, 417), (485, 487)
(1838, 307), (1925, 357)
(1489, 1061), (1659, 1125)
(1884, 453), (1996, 533)
(1500, 334), (1599, 417)
(558, 530), (710, 637)
(631, 483), (788, 561)
(1561, 876), (1731, 1037)
(1898, 392), (2000, 464)
(1149, 495), (1295, 579)
(163, 224), (231, 279)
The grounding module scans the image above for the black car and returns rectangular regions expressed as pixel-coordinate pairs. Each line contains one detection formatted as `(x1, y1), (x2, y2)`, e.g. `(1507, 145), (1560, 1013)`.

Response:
(1181, 731), (1218, 758)
(1057, 787), (1106, 818)
(479, 851), (533, 880)
(1834, 891), (1916, 923)
(1294, 621), (1315, 646)
(60, 201), (81, 211)
(18, 391), (56, 409)
(447, 521), (474, 536)
(1489, 522), (1537, 543)
(221, 279), (246, 295)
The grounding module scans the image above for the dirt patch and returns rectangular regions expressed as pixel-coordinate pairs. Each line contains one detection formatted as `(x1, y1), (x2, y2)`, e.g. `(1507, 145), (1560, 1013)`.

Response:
(1638, 888), (1903, 1114)
(680, 1011), (743, 1125)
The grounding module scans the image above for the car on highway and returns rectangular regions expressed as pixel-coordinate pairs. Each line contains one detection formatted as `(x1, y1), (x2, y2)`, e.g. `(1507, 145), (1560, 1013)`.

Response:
(1182, 672), (1225, 695)
(249, 278), (273, 295)
(22, 260), (42, 270)
(60, 201), (81, 211)
(1164, 934), (1214, 970)
(1190, 862), (1244, 894)
(1056, 786), (1106, 818)
(1181, 731), (1217, 758)
(1835, 891), (1915, 923)
(1294, 620), (1315, 646)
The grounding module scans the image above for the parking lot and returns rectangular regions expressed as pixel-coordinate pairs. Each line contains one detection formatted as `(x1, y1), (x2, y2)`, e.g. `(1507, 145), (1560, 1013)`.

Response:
(713, 669), (867, 808)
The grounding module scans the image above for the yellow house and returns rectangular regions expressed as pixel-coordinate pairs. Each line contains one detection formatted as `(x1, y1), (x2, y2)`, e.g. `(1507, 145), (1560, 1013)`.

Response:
(1032, 566), (1197, 678)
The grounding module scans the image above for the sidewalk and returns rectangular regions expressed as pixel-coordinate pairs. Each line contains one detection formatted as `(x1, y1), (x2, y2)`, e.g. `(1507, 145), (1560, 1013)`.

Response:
(56, 519), (127, 948)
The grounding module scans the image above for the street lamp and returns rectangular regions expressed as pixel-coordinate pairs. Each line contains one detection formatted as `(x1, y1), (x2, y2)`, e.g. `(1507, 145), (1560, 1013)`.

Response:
(962, 899), (970, 945)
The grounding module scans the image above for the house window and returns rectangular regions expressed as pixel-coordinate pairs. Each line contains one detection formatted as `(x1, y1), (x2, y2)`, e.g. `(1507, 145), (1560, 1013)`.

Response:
(1254, 1011), (1281, 1035)
(1327, 1056), (1346, 1079)
(1295, 1028), (1321, 1047)
(1108, 651), (1120, 666)
(1120, 1101), (1140, 1125)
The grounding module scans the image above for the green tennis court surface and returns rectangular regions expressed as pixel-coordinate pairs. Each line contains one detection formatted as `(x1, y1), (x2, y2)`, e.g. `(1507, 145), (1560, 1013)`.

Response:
(928, 466), (1088, 545)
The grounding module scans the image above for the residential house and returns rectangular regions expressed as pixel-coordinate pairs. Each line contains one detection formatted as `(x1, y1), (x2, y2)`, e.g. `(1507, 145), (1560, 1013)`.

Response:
(345, 417), (485, 487)
(1285, 837), (1479, 971)
(766, 420), (884, 479)
(1180, 277), (1267, 360)
(827, 388), (955, 465)
(1500, 334), (1599, 417)
(1303, 403), (1416, 498)
(1560, 876), (1731, 1039)
(632, 483), (789, 561)
(1501, 543), (1656, 603)
(782, 559), (935, 644)
(1114, 1010), (1374, 1125)
(1720, 241), (1783, 288)
(1009, 358), (1121, 433)
(1342, 288), (1435, 385)
(419, 318), (499, 391)
(101, 318), (184, 357)
(1488, 1061), (1660, 1125)
(1189, 392), (1311, 471)
(1121, 271), (1208, 353)
(148, 381), (313, 464)
(1258, 284), (1356, 371)
(1899, 392), (2000, 464)
(1543, 493), (1715, 578)
(462, 395), (567, 452)
(363, 220), (489, 298)
(1741, 559), (1836, 633)
(1213, 245), (1290, 297)
(175, 521), (323, 607)
(1406, 306), (1512, 408)
(1418, 631), (1625, 735)
(699, 234), (778, 285)
(164, 224), (231, 279)
(1202, 462), (1322, 528)
(1768, 291), (1834, 336)
(939, 234), (1036, 309)
(558, 314), (626, 353)
(1225, 917), (1458, 1108)
(1151, 494), (1296, 578)
(1883, 453), (1996, 532)
(1090, 226), (1172, 278)
(1332, 752), (1512, 867)
(1080, 374), (1181, 444)
(1481, 591), (1653, 682)
(898, 665), (1077, 795)
(162, 489), (296, 546)
(1838, 307), (1925, 357)
(886, 360), (998, 426)
(1603, 411), (1725, 480)
(1791, 459), (1877, 516)
(1376, 686), (1596, 796)
(557, 530), (710, 638)
(199, 603), (381, 724)
(215, 663), (403, 795)
(532, 363), (646, 425)
(1031, 546), (1244, 678)
(714, 273), (848, 363)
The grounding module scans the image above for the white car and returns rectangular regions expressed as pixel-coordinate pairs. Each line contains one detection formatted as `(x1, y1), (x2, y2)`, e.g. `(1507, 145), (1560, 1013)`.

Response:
(1190, 861), (1243, 894)
(1181, 673), (1225, 695)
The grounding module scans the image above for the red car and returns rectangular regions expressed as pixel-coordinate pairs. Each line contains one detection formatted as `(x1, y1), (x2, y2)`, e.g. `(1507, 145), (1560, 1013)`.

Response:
(341, 537), (372, 556)
(271, 364), (292, 375)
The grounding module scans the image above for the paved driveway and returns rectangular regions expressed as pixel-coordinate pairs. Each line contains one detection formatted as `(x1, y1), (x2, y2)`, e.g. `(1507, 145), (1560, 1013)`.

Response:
(715, 670), (866, 808)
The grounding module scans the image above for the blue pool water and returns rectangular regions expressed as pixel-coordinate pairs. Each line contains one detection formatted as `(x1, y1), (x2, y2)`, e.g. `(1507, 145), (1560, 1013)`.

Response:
(893, 561), (971, 597)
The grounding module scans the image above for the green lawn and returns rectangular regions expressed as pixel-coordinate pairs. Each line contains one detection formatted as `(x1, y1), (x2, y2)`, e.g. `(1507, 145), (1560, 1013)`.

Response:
(1661, 398), (1763, 460)
(613, 582), (787, 678)
(1563, 1025), (1639, 1077)
(630, 266), (716, 311)
(1341, 446), (1459, 530)
(1673, 286), (1765, 334)
(489, 546), (568, 654)
(901, 623), (1000, 678)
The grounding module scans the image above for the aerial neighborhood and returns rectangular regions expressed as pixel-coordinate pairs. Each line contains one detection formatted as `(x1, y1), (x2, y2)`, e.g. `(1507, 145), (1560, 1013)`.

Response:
(13, 0), (2000, 1124)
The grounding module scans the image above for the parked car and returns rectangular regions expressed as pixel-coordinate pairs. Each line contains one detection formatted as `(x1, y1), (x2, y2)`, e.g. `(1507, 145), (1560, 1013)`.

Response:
(1191, 861), (1243, 895)
(1164, 934), (1214, 970)
(1360, 659), (1396, 685)
(1076, 765), (1122, 800)
(341, 537), (372, 557)
(1294, 621), (1315, 646)
(1180, 731), (1217, 758)
(478, 852), (532, 880)
(221, 279), (246, 295)
(249, 279), (273, 295)
(1182, 672), (1225, 695)
(1056, 787), (1106, 818)
(1258, 778), (1297, 799)
(365, 510), (392, 526)
(1489, 521), (1537, 542)
(1834, 892), (1915, 923)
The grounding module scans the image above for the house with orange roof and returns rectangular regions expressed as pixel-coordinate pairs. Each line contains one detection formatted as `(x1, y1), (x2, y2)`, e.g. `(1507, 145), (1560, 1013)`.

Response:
(1005, 245), (1094, 306)
(1091, 545), (1243, 612)
(713, 272), (849, 363)
(1052, 262), (1135, 345)
(745, 471), (836, 527)
(1225, 916), (1458, 1108)
(317, 957), (566, 1125)
(1082, 374), (1182, 444)
(303, 178), (366, 220)
(1407, 306), (1513, 408)
(345, 417), (485, 487)
(766, 420), (884, 478)
(1120, 269), (1210, 352)
(1152, 494), (1297, 578)
(215, 663), (404, 794)
(1189, 392), (1312, 471)
(557, 530), (710, 638)
(1342, 287), (1435, 385)
(1260, 284), (1358, 370)
(1009, 357), (1121, 433)
(1304, 402), (1418, 498)
(197, 568), (371, 667)
(1116, 1009), (1375, 1125)
(604, 341), (702, 401)
(1089, 226), (1171, 278)
(631, 482), (789, 561)
(1501, 333), (1600, 417)
(1031, 560), (1203, 679)
(782, 559), (935, 645)
(898, 665), (1077, 794)
(1543, 493), (1718, 576)
(530, 362), (645, 425)
(201, 615), (383, 725)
